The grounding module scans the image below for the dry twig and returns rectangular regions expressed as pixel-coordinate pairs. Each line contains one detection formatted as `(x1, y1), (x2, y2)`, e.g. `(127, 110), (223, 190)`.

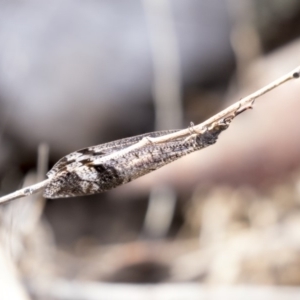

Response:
(0, 66), (299, 204)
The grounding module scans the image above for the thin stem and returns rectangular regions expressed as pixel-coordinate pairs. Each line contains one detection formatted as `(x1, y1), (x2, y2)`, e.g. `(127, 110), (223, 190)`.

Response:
(0, 66), (299, 204)
(0, 179), (50, 204)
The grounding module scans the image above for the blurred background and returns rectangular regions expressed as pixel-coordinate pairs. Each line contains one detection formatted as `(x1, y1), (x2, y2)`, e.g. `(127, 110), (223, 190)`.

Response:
(1, 0), (300, 299)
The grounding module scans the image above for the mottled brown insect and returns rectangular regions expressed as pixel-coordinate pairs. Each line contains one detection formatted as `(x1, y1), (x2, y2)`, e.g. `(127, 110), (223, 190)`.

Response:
(43, 116), (234, 199)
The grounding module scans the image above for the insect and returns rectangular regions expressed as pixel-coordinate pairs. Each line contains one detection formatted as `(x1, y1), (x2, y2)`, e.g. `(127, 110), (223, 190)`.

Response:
(43, 113), (236, 198)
